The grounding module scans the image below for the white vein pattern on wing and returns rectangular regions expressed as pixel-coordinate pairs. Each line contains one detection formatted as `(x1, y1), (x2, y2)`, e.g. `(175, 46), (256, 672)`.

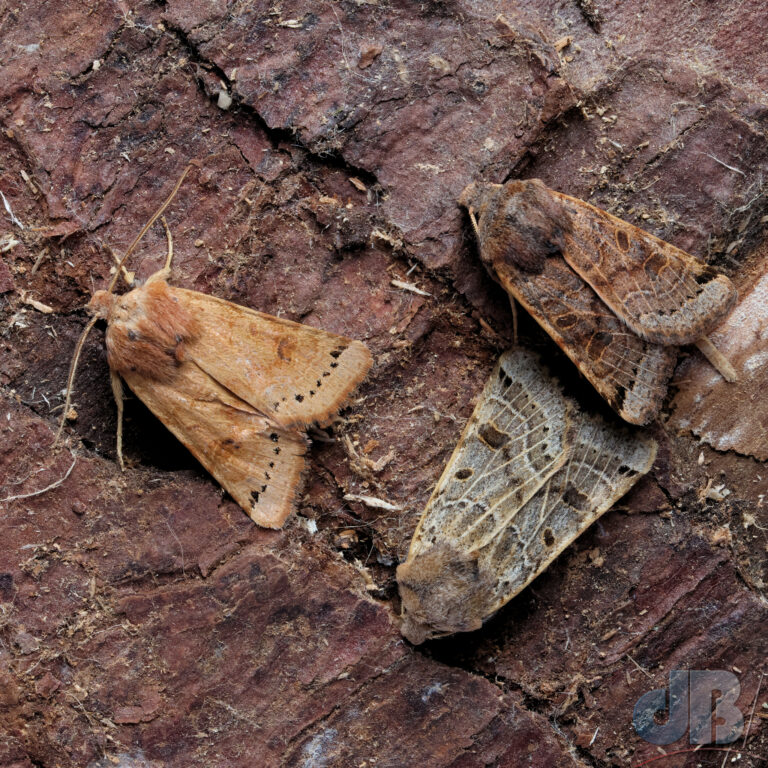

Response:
(436, 411), (557, 521)
(424, 365), (568, 551)
(433, 375), (563, 505)
(457, 430), (567, 548)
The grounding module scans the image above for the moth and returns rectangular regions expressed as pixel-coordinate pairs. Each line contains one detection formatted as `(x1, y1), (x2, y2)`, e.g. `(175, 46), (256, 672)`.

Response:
(60, 167), (372, 528)
(459, 179), (736, 425)
(396, 349), (656, 644)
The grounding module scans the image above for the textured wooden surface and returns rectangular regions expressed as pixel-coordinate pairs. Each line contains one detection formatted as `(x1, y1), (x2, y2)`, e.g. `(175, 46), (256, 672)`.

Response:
(1, 1), (767, 766)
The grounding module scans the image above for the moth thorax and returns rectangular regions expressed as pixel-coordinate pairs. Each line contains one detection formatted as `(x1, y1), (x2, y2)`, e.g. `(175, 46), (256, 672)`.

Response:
(88, 290), (117, 320)
(102, 281), (199, 381)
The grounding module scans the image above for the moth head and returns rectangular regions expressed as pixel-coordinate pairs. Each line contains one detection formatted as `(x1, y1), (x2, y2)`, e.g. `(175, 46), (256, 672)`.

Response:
(463, 178), (572, 273)
(88, 289), (117, 320)
(458, 181), (502, 215)
(396, 542), (493, 644)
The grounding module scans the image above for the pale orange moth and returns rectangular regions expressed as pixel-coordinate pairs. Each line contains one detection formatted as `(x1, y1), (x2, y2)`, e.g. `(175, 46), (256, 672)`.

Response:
(59, 165), (372, 528)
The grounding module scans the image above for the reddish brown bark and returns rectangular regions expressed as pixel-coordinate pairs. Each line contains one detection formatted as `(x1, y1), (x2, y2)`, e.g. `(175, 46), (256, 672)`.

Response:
(1, 1), (767, 766)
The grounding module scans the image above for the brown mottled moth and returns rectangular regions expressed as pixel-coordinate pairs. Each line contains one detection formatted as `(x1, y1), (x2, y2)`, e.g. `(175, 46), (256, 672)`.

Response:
(396, 349), (656, 643)
(459, 179), (736, 425)
(60, 166), (372, 528)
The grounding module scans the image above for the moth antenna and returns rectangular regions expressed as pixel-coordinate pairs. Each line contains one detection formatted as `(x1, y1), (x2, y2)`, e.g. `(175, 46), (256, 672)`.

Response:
(107, 244), (135, 287)
(55, 315), (99, 445)
(107, 162), (194, 293)
(695, 336), (738, 382)
(110, 370), (126, 470)
(161, 215), (173, 273)
(468, 206), (481, 239)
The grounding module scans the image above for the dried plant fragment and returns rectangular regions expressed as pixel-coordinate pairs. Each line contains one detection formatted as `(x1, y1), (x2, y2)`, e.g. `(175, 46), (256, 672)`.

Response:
(459, 179), (736, 424)
(396, 349), (656, 643)
(61, 167), (372, 528)
(672, 271), (768, 461)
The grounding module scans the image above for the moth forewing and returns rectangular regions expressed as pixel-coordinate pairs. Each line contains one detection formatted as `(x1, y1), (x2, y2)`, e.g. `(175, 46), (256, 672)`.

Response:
(409, 350), (574, 553)
(121, 361), (307, 528)
(552, 190), (736, 346)
(482, 410), (657, 607)
(493, 252), (677, 425)
(397, 349), (657, 644)
(173, 287), (373, 429)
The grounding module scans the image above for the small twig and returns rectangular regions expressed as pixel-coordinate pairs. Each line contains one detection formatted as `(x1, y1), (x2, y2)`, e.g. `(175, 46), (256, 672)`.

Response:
(30, 247), (49, 274)
(742, 671), (765, 750)
(705, 153), (746, 177)
(1, 452), (77, 503)
(107, 245), (135, 286)
(625, 652), (654, 681)
(0, 190), (24, 228)
(20, 291), (54, 314)
(390, 279), (431, 297)
(343, 493), (402, 512)
(164, 518), (186, 576)
(0, 235), (20, 253)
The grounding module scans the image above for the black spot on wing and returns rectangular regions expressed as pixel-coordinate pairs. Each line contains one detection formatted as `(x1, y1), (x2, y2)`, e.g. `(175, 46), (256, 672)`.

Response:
(477, 422), (509, 450)
(497, 368), (513, 389)
(563, 483), (589, 510)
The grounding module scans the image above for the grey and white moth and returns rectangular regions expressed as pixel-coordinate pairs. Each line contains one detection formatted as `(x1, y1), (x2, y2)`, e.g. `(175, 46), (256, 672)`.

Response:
(396, 348), (657, 644)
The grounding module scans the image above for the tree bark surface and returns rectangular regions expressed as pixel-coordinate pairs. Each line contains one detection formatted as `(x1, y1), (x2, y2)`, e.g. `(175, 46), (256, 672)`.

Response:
(1, 1), (767, 766)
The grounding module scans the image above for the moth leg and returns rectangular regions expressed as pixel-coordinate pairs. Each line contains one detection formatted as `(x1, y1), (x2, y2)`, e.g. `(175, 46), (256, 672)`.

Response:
(695, 336), (738, 382)
(55, 315), (99, 445)
(161, 215), (174, 271)
(110, 370), (126, 470)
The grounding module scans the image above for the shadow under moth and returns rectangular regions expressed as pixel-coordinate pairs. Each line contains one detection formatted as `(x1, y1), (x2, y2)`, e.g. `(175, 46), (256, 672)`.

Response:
(60, 167), (372, 528)
(459, 179), (736, 425)
(396, 349), (656, 644)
